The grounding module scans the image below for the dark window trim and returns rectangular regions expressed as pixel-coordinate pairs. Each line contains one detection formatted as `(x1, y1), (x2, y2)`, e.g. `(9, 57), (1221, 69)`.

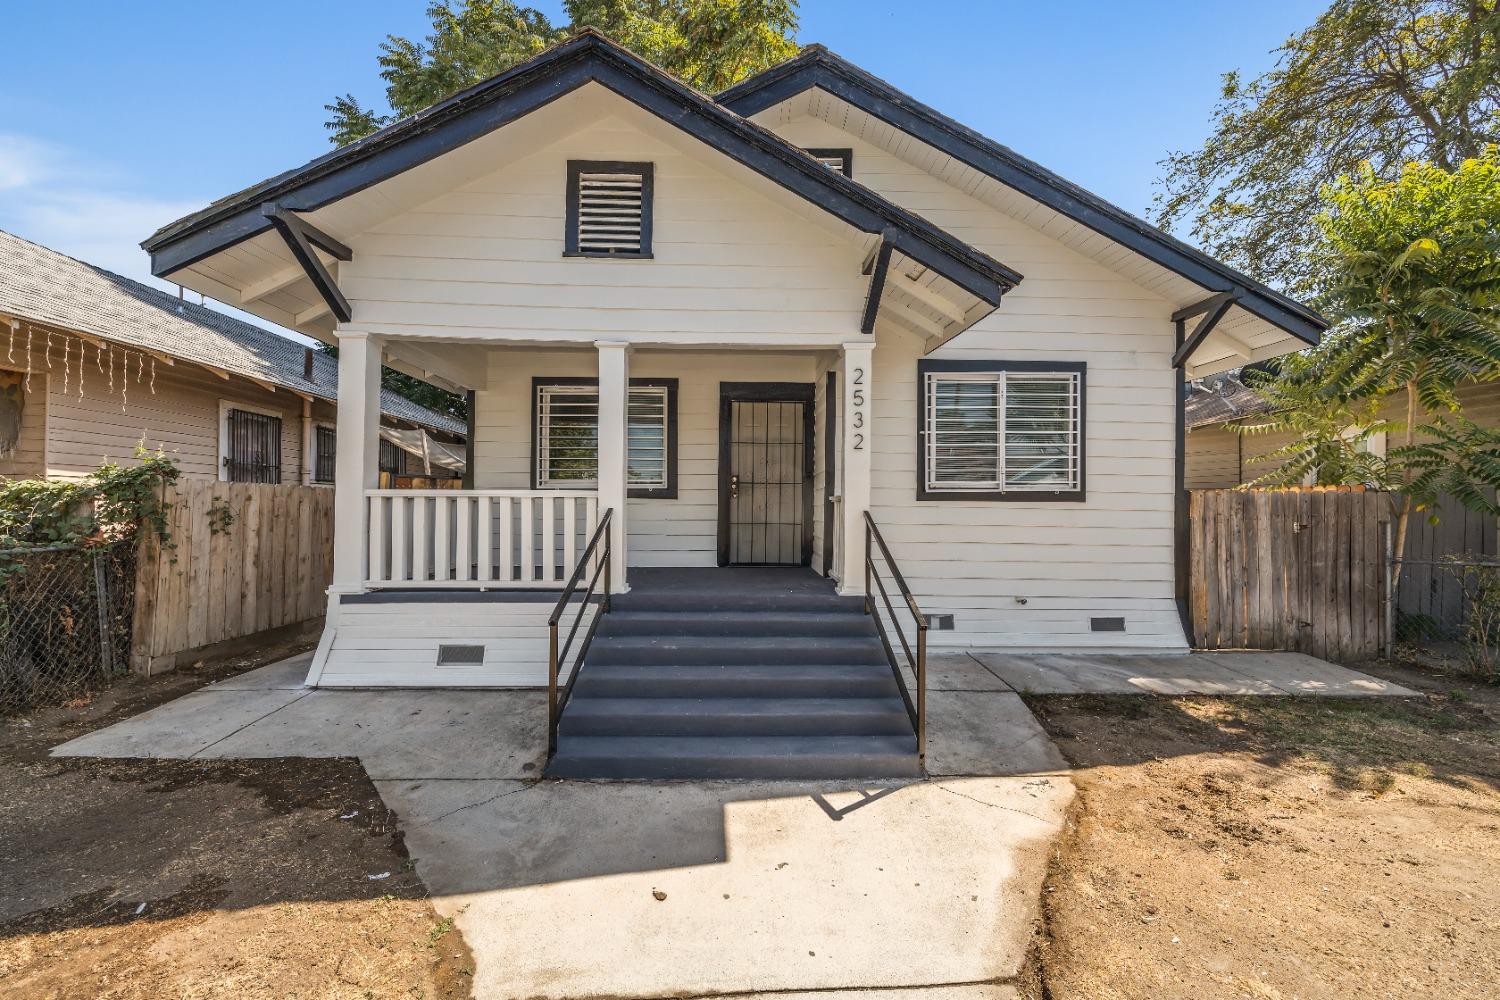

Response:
(530, 375), (678, 499)
(224, 406), (284, 484)
(564, 159), (655, 259)
(915, 358), (1086, 503)
(313, 423), (337, 484)
(803, 147), (853, 177)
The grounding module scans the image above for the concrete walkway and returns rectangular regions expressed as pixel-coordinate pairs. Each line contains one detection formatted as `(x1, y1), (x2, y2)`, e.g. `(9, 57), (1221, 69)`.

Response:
(50, 648), (1409, 999)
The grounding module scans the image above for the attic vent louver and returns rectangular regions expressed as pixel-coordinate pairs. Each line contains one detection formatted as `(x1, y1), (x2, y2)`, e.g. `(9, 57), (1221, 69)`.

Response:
(566, 161), (653, 257)
(437, 644), (485, 666)
(803, 147), (853, 178)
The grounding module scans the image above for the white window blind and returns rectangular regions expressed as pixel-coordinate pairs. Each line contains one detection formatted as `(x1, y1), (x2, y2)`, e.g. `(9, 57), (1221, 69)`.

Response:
(536, 384), (670, 489)
(574, 170), (646, 255)
(924, 370), (1080, 494)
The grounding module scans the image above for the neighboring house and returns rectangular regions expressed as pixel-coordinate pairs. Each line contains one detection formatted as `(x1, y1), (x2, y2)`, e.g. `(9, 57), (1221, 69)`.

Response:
(0, 230), (465, 484)
(1186, 374), (1500, 488)
(143, 32), (1326, 776)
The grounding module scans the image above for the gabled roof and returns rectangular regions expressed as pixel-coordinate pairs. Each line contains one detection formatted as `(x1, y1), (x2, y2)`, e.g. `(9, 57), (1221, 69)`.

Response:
(143, 30), (1020, 308)
(0, 230), (465, 436)
(718, 45), (1327, 347)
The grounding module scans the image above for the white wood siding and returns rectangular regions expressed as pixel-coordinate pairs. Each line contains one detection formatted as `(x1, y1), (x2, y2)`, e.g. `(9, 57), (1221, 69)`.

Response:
(318, 598), (552, 687)
(769, 118), (1188, 651)
(0, 369), (46, 478)
(473, 347), (823, 568)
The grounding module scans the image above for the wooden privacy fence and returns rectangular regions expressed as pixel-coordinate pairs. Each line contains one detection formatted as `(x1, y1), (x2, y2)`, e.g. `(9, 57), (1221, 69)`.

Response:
(132, 481), (334, 674)
(1189, 488), (1392, 661)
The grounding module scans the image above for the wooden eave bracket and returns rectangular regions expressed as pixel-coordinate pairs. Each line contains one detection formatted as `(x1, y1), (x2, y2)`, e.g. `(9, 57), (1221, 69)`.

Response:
(1171, 292), (1239, 368)
(859, 230), (897, 336)
(261, 203), (353, 324)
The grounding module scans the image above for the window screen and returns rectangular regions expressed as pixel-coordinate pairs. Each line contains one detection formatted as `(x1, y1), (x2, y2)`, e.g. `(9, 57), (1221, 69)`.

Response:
(314, 425), (336, 483)
(920, 363), (1083, 499)
(535, 380), (674, 496)
(566, 161), (653, 257)
(224, 408), (282, 483)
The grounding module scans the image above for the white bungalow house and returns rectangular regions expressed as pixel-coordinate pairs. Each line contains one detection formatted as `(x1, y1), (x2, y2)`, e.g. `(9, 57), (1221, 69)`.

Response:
(142, 31), (1324, 777)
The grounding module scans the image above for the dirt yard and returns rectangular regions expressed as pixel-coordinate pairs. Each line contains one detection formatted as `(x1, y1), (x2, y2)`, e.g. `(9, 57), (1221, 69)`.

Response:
(1024, 662), (1500, 1000)
(0, 646), (474, 1000)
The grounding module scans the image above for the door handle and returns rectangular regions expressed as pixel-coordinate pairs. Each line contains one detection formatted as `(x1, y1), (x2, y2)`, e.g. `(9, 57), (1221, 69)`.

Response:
(729, 474), (739, 499)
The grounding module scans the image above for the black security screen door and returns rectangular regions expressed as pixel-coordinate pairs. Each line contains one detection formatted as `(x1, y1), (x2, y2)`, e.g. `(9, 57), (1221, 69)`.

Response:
(718, 383), (815, 566)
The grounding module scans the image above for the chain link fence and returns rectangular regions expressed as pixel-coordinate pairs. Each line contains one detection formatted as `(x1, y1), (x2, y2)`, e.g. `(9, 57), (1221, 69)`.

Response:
(1393, 555), (1500, 681)
(0, 542), (136, 714)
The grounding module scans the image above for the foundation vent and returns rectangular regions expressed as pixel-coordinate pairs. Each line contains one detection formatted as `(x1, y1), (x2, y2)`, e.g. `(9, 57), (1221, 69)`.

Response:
(437, 644), (486, 666)
(1090, 617), (1126, 633)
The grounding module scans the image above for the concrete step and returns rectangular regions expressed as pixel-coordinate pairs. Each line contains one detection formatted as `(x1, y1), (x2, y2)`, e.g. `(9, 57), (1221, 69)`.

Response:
(546, 734), (922, 779)
(570, 662), (903, 699)
(599, 611), (874, 639)
(610, 590), (865, 615)
(558, 697), (913, 737)
(586, 635), (889, 666)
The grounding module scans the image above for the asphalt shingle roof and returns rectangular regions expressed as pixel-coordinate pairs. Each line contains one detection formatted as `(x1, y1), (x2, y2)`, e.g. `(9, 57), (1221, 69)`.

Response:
(0, 229), (465, 436)
(1184, 376), (1271, 430)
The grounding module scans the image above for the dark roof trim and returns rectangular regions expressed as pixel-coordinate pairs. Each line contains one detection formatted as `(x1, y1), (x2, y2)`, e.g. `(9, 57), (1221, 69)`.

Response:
(719, 46), (1326, 346)
(144, 31), (1020, 307)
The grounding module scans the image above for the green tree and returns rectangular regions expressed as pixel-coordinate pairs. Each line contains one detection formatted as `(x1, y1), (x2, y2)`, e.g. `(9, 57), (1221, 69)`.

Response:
(326, 0), (799, 146)
(1156, 0), (1500, 292)
(1240, 151), (1500, 584)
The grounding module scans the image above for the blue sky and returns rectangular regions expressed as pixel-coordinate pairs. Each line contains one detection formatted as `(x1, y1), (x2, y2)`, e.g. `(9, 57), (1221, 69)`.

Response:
(0, 0), (1323, 298)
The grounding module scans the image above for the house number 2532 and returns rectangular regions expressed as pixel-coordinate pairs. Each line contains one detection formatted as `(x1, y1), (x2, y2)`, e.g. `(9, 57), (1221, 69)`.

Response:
(850, 367), (865, 450)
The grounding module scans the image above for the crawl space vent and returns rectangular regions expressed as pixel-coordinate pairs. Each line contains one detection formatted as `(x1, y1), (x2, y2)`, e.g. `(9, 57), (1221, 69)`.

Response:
(437, 644), (485, 666)
(1090, 617), (1126, 633)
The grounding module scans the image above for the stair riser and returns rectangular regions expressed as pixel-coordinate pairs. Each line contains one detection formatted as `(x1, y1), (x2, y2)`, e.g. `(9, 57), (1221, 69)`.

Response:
(600, 616), (873, 638)
(546, 754), (922, 780)
(574, 675), (902, 699)
(588, 643), (889, 666)
(560, 713), (913, 738)
(610, 595), (866, 614)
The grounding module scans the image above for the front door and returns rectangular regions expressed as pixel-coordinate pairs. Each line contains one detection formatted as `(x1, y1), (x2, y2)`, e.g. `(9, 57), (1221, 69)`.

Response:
(718, 382), (815, 566)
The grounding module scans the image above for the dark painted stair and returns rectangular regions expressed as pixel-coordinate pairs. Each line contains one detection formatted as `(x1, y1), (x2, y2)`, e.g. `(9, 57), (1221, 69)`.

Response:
(546, 567), (920, 779)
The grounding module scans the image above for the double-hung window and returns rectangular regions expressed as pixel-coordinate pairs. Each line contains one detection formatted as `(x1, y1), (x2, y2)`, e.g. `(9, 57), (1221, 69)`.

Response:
(219, 402), (283, 483)
(917, 360), (1084, 500)
(533, 378), (677, 498)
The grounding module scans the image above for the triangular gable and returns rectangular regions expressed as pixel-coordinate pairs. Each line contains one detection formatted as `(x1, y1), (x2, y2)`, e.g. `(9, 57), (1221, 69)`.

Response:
(718, 45), (1326, 348)
(144, 31), (1019, 314)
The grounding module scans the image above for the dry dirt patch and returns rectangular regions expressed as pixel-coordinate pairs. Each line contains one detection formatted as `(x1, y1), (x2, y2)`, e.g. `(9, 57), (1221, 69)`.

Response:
(0, 648), (473, 1000)
(1024, 672), (1500, 1000)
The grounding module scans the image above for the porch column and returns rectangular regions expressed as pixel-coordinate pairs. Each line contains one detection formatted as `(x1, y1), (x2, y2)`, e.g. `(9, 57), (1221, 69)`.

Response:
(838, 341), (874, 595)
(330, 331), (383, 594)
(596, 340), (630, 591)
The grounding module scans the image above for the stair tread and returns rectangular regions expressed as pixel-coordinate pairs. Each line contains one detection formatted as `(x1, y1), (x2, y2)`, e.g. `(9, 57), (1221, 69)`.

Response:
(551, 734), (917, 757)
(564, 697), (909, 716)
(593, 636), (883, 647)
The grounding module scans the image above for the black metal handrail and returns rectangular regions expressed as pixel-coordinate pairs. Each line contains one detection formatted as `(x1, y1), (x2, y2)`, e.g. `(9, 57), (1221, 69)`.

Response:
(863, 510), (927, 769)
(547, 508), (613, 755)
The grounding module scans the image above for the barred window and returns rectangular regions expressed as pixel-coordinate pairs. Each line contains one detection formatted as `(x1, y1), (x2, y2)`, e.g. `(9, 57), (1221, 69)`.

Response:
(918, 362), (1084, 500)
(223, 407), (282, 483)
(313, 425), (336, 483)
(565, 161), (653, 258)
(534, 379), (676, 498)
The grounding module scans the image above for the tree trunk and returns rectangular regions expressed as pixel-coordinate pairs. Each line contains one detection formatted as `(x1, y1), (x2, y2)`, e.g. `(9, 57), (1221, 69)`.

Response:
(1389, 380), (1421, 593)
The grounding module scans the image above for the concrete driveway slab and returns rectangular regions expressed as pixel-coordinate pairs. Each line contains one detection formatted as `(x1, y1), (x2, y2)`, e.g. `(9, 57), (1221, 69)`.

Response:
(199, 689), (548, 779)
(377, 774), (1071, 1000)
(925, 691), (1067, 776)
(52, 687), (310, 758)
(205, 652), (313, 690)
(1205, 651), (1417, 696)
(926, 651), (1013, 692)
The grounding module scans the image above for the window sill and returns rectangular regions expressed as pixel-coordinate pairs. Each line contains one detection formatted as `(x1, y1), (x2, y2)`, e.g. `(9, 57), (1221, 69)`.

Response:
(916, 488), (1086, 503)
(563, 250), (654, 260)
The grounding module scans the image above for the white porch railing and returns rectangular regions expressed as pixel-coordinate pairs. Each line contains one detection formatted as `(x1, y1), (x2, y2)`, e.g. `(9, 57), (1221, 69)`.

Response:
(364, 489), (600, 588)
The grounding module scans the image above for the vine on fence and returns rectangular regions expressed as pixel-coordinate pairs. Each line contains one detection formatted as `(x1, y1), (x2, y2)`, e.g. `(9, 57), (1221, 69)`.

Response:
(0, 448), (180, 563)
